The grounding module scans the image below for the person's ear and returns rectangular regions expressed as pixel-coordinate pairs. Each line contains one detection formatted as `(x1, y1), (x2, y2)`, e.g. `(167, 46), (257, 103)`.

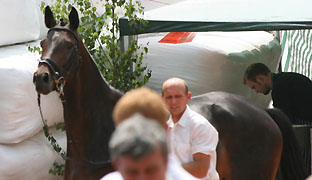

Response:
(187, 91), (192, 100)
(255, 75), (265, 84)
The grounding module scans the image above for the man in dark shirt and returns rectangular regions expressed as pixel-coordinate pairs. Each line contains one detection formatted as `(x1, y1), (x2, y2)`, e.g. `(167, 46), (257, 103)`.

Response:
(243, 63), (312, 125)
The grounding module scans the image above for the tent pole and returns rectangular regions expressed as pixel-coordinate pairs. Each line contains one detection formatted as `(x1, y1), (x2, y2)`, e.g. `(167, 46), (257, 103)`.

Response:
(120, 35), (138, 53)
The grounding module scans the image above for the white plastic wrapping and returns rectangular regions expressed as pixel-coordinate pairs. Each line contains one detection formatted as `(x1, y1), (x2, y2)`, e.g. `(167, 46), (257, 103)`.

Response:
(139, 31), (281, 107)
(0, 41), (66, 180)
(0, 0), (41, 46)
(0, 41), (64, 144)
(0, 127), (66, 180)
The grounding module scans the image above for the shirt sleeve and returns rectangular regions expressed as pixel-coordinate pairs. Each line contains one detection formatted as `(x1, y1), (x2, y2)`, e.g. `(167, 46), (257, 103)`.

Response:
(190, 119), (218, 156)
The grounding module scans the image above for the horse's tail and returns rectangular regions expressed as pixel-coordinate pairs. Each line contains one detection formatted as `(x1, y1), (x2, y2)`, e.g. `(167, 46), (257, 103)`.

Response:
(266, 108), (308, 180)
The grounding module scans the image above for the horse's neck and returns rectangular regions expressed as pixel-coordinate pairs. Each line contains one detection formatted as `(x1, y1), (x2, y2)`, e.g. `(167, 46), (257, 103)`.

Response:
(62, 46), (115, 129)
(62, 46), (117, 161)
(66, 46), (110, 102)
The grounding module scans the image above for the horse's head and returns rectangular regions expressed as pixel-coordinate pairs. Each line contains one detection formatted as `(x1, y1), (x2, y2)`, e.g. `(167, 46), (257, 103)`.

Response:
(33, 6), (80, 95)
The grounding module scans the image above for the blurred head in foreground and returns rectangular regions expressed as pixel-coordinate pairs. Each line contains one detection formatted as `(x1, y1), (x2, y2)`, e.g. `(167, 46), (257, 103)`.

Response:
(109, 114), (168, 180)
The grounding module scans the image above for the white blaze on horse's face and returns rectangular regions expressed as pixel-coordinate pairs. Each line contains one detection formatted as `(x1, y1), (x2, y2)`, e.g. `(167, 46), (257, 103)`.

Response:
(34, 30), (77, 94)
(42, 31), (76, 65)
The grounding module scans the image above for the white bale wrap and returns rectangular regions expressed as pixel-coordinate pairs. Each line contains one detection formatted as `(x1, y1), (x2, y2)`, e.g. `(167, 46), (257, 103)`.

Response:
(139, 31), (281, 107)
(0, 0), (41, 46)
(0, 42), (64, 144)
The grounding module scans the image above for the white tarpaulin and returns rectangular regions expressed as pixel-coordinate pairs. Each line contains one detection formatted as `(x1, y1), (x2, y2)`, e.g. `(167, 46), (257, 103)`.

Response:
(0, 42), (64, 143)
(0, 0), (41, 46)
(0, 127), (65, 180)
(140, 31), (281, 107)
(0, 41), (65, 180)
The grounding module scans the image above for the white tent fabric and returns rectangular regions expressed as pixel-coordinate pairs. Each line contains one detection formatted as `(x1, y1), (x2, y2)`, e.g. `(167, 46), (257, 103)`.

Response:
(119, 0), (312, 36)
(280, 30), (312, 78)
(140, 31), (281, 107)
(143, 0), (312, 22)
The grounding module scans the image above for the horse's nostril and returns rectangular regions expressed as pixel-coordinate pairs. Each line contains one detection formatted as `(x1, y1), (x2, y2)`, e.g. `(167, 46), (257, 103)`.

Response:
(42, 73), (50, 83)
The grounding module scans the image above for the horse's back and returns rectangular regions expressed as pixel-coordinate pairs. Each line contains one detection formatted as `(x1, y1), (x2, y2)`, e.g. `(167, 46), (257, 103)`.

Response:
(189, 91), (282, 180)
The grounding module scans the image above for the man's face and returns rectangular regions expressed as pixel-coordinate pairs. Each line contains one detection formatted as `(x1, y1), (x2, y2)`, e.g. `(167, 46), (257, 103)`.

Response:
(162, 84), (190, 118)
(116, 149), (167, 180)
(245, 78), (271, 95)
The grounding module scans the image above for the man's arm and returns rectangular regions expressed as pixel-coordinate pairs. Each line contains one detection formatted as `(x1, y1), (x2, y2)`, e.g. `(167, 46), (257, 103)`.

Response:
(182, 152), (210, 178)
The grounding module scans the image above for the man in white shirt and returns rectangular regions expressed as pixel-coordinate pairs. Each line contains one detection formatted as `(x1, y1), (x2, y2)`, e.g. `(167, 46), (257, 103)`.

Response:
(162, 77), (219, 180)
(101, 87), (199, 180)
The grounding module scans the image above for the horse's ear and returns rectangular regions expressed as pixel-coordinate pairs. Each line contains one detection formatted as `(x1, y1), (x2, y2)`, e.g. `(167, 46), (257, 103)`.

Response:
(44, 6), (56, 28)
(69, 7), (79, 30)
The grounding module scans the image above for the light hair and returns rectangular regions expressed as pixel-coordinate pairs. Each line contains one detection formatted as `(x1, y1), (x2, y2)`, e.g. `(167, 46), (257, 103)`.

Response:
(113, 87), (169, 128)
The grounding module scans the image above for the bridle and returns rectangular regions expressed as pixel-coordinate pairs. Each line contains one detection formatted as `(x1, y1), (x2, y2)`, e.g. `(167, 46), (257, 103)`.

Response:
(38, 27), (79, 98)
(36, 27), (112, 169)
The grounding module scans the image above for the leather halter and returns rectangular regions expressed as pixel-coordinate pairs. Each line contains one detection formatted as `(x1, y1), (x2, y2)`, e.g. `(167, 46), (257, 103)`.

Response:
(38, 27), (79, 95)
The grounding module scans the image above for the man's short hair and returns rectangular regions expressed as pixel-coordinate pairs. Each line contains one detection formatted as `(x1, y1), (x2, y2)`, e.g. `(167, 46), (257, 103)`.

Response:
(244, 63), (271, 83)
(113, 87), (168, 128)
(109, 114), (168, 161)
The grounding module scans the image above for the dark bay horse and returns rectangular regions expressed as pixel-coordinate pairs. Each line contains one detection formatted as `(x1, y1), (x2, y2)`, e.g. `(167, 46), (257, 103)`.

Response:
(33, 6), (306, 180)
(189, 91), (307, 180)
(33, 6), (122, 180)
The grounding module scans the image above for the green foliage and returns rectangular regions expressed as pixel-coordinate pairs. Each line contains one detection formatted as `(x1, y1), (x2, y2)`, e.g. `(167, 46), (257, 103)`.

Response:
(27, 45), (42, 54)
(42, 122), (66, 176)
(49, 161), (65, 176)
(43, 123), (66, 160)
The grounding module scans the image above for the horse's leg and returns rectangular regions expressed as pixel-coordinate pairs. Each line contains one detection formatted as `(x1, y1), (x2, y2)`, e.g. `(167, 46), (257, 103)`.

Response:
(216, 143), (231, 180)
(266, 108), (308, 180)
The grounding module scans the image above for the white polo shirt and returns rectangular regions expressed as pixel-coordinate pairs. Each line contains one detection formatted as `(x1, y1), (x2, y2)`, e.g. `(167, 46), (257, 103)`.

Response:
(100, 153), (200, 180)
(167, 105), (219, 180)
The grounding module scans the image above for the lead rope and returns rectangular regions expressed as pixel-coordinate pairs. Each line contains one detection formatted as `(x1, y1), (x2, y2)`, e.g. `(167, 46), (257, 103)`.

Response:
(37, 90), (111, 167)
(37, 93), (67, 160)
(37, 80), (112, 168)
